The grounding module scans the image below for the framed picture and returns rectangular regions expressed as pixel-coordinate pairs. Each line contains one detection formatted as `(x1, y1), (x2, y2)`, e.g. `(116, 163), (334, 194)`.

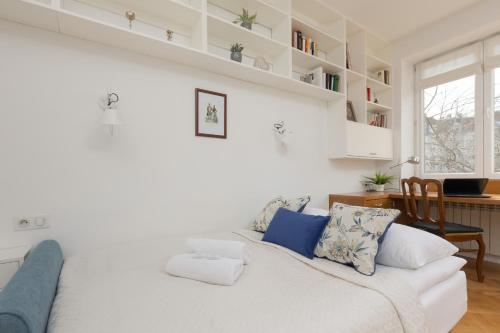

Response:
(195, 88), (227, 139)
(346, 100), (357, 122)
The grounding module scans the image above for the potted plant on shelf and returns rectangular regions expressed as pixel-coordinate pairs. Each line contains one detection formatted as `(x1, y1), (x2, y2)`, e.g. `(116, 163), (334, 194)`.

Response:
(233, 8), (257, 30)
(230, 43), (244, 62)
(363, 171), (394, 192)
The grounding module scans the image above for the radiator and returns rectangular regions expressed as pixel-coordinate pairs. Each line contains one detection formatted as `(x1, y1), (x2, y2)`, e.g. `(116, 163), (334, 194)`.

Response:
(420, 202), (500, 255)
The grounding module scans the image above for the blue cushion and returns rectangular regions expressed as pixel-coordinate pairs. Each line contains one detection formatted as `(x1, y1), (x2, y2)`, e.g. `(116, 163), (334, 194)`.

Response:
(263, 208), (330, 259)
(0, 240), (63, 333)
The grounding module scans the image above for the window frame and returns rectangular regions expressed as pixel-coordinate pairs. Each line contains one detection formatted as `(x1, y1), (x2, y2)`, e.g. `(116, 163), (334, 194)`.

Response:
(484, 66), (498, 178)
(415, 58), (484, 179)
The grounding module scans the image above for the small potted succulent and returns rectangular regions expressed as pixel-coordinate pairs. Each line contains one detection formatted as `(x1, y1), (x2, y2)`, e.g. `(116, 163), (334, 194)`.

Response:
(233, 8), (257, 30)
(230, 43), (244, 62)
(363, 171), (395, 192)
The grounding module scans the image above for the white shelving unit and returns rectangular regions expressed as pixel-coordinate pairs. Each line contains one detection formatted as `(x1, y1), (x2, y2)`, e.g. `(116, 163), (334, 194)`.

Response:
(328, 19), (393, 160)
(0, 0), (393, 160)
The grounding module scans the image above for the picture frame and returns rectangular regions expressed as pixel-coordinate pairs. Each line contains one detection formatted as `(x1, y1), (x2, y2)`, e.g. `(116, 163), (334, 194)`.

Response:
(195, 88), (227, 139)
(346, 100), (357, 122)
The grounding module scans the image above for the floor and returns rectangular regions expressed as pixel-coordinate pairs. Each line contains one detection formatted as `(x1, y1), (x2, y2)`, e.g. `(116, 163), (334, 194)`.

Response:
(453, 259), (500, 332)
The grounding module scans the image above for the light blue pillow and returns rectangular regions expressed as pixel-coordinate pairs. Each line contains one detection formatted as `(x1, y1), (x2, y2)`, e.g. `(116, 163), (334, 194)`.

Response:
(0, 240), (64, 333)
(315, 203), (399, 275)
(263, 208), (330, 259)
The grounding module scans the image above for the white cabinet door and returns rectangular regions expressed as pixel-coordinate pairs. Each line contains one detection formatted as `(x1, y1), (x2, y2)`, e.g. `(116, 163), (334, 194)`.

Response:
(345, 122), (393, 159)
(366, 126), (393, 159)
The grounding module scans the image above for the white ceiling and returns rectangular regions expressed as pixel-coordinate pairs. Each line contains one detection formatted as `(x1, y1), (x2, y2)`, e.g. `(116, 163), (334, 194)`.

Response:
(325, 0), (482, 41)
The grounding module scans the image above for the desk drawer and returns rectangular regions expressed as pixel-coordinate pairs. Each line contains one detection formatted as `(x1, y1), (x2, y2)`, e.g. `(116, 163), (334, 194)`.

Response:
(365, 198), (393, 208)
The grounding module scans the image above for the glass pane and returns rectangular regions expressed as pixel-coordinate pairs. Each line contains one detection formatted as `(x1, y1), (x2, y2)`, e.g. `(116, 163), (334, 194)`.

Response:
(423, 75), (475, 174)
(494, 68), (500, 172)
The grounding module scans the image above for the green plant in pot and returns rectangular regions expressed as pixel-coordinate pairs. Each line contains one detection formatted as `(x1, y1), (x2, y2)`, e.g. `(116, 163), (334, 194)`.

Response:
(233, 8), (257, 30)
(230, 43), (244, 62)
(363, 171), (395, 192)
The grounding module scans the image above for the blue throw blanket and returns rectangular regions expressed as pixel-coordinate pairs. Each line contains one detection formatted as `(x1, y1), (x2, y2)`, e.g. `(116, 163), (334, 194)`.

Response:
(0, 240), (63, 333)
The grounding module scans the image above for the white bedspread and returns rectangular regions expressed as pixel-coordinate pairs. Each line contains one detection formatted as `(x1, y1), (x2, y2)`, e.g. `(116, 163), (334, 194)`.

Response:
(48, 230), (427, 333)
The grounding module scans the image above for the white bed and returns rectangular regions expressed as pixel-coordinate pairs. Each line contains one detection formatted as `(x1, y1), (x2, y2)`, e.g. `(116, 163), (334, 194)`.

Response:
(47, 230), (466, 333)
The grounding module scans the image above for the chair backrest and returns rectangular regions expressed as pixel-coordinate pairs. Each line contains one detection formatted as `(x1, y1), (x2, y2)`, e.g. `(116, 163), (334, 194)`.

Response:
(401, 177), (446, 234)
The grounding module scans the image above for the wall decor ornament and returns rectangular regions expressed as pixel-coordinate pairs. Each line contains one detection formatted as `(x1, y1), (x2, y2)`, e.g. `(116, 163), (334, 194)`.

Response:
(195, 88), (227, 139)
(273, 120), (291, 144)
(233, 8), (257, 30)
(230, 43), (244, 62)
(125, 10), (135, 29)
(253, 56), (270, 71)
(166, 29), (174, 41)
(101, 92), (120, 136)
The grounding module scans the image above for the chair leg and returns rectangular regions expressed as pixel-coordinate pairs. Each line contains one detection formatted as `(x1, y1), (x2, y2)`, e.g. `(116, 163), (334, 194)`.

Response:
(475, 235), (486, 283)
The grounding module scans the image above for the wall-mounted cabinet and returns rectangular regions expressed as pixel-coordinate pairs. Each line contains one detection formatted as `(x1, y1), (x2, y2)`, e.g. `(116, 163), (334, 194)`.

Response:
(0, 0), (393, 160)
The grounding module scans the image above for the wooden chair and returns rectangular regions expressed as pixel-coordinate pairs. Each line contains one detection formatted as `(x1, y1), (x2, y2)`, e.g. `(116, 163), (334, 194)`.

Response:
(401, 177), (485, 282)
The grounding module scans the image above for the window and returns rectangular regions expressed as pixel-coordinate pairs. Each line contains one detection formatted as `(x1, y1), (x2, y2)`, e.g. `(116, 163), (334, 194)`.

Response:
(416, 42), (486, 178)
(423, 76), (476, 174)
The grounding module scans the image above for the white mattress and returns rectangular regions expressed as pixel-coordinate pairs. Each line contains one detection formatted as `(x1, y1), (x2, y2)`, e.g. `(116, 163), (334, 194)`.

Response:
(379, 256), (468, 333)
(420, 271), (467, 333)
(47, 231), (465, 333)
(378, 256), (467, 295)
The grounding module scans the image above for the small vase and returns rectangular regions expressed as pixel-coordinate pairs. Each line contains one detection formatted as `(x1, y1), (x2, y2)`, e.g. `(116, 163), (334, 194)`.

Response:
(374, 184), (385, 192)
(231, 51), (242, 62)
(240, 22), (252, 30)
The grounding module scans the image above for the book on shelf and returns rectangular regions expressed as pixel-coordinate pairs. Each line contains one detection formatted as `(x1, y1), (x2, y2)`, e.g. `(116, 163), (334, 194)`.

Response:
(374, 70), (391, 85)
(367, 87), (372, 102)
(368, 113), (387, 128)
(292, 30), (317, 56)
(323, 72), (340, 92)
(346, 43), (352, 70)
(384, 70), (390, 85)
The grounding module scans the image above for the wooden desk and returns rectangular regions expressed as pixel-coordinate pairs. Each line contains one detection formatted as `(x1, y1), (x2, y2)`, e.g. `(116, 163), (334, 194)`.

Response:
(330, 192), (500, 208)
(329, 192), (500, 225)
(330, 180), (500, 208)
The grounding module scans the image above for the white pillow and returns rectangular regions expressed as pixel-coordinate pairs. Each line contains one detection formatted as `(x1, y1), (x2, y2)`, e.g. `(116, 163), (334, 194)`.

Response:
(376, 223), (458, 269)
(302, 207), (329, 216)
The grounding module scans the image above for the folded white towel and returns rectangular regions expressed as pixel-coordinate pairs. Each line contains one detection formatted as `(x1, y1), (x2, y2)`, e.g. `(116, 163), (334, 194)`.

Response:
(186, 238), (250, 264)
(165, 253), (244, 286)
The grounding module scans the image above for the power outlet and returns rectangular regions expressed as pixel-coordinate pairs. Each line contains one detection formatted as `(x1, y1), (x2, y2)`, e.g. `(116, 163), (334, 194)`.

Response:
(13, 215), (49, 231)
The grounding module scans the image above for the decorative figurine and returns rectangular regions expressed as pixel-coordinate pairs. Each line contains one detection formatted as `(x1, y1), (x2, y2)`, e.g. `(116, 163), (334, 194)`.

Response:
(166, 29), (174, 41)
(125, 10), (135, 29)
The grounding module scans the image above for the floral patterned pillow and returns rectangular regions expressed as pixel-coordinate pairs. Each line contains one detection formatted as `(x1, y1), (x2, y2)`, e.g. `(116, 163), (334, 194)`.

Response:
(315, 203), (400, 275)
(253, 196), (311, 232)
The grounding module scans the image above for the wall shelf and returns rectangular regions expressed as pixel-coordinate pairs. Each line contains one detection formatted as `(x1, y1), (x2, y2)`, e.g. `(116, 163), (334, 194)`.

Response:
(208, 0), (288, 27)
(1, 0), (394, 160)
(328, 17), (393, 160)
(291, 48), (343, 74)
(291, 16), (343, 51)
(366, 101), (391, 112)
(367, 77), (392, 92)
(207, 13), (288, 58)
(366, 54), (391, 72)
(1, 0), (349, 102)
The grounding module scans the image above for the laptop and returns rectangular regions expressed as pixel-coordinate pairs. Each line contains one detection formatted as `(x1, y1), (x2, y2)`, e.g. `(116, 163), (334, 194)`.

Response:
(443, 178), (491, 198)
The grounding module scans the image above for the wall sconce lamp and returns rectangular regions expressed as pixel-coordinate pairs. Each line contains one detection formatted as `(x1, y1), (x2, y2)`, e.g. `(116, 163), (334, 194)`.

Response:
(102, 92), (120, 136)
(273, 120), (292, 144)
(389, 156), (420, 170)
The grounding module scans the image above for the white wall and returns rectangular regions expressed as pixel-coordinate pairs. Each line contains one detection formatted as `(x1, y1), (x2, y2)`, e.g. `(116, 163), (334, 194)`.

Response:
(0, 20), (378, 255)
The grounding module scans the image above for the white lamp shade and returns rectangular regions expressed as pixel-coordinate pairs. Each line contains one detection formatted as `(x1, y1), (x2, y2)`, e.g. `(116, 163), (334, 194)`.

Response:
(102, 108), (120, 125)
